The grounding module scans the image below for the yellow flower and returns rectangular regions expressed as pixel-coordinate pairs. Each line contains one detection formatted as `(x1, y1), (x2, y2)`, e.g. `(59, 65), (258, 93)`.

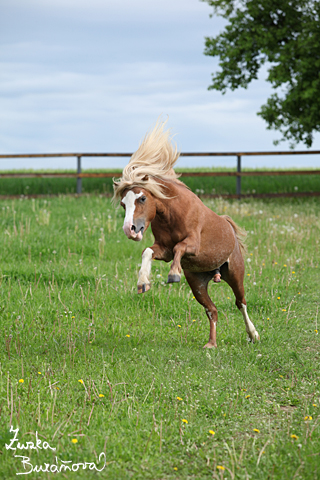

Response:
(279, 375), (283, 378)
(126, 334), (130, 337)
(282, 309), (287, 312)
(283, 264), (287, 267)
(312, 404), (317, 407)
(38, 372), (41, 375)
(182, 419), (188, 424)
(262, 263), (265, 266)
(245, 395), (250, 399)
(315, 330), (318, 334)
(304, 415), (312, 421)
(19, 379), (24, 383)
(242, 388), (247, 391)
(173, 467), (178, 471)
(275, 262), (278, 265)
(177, 325), (181, 328)
(253, 429), (260, 433)
(277, 296), (281, 299)
(292, 271), (295, 274)
(247, 273), (250, 276)
(78, 379), (84, 384)
(192, 296), (195, 299)
(291, 434), (298, 440)
(209, 430), (215, 435)
(71, 438), (78, 444)
(176, 396), (182, 401)
(71, 316), (75, 319)
(99, 394), (104, 398)
(217, 466), (225, 471)
(192, 319), (196, 322)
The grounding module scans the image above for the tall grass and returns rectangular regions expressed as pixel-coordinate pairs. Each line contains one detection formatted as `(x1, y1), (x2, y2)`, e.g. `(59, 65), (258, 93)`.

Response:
(0, 195), (319, 479)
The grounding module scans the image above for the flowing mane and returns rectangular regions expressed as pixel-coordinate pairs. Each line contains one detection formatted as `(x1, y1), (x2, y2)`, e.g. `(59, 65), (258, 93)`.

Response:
(112, 119), (184, 202)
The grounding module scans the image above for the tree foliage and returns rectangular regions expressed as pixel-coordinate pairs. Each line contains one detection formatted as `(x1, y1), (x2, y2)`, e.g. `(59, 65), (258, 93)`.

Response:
(203, 0), (320, 147)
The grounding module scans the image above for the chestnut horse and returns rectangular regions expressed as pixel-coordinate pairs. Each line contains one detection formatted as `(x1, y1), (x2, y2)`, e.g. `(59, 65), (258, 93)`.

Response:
(113, 121), (259, 348)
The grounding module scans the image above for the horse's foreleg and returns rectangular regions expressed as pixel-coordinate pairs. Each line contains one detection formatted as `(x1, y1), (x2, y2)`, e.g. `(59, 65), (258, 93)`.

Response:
(167, 237), (200, 283)
(137, 244), (167, 294)
(184, 270), (218, 348)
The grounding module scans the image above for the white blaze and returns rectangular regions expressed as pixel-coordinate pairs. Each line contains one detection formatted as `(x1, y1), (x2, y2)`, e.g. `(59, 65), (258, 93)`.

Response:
(122, 191), (143, 237)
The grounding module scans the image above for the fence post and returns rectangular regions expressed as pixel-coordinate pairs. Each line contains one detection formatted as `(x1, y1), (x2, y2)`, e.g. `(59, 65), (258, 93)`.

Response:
(236, 155), (241, 198)
(77, 156), (82, 194)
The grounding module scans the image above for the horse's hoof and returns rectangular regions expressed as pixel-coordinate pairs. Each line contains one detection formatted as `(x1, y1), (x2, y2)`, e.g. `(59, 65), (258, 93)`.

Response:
(167, 274), (181, 283)
(213, 274), (221, 283)
(137, 283), (150, 294)
(203, 342), (217, 349)
(247, 331), (260, 342)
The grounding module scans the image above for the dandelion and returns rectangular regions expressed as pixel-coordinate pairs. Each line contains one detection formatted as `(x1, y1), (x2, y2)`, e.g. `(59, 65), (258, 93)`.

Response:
(312, 404), (317, 407)
(247, 273), (250, 276)
(192, 319), (196, 322)
(19, 379), (24, 383)
(78, 379), (84, 384)
(282, 309), (287, 312)
(38, 372), (41, 375)
(262, 263), (265, 266)
(292, 271), (295, 274)
(304, 415), (312, 421)
(315, 330), (318, 334)
(209, 430), (215, 435)
(279, 375), (283, 378)
(99, 394), (105, 398)
(253, 429), (260, 433)
(182, 419), (188, 424)
(71, 438), (78, 444)
(291, 434), (298, 440)
(245, 395), (250, 399)
(192, 296), (195, 299)
(126, 334), (130, 337)
(217, 466), (225, 471)
(277, 296), (281, 299)
(173, 467), (178, 471)
(176, 397), (182, 401)
(242, 388), (247, 391)
(177, 325), (181, 328)
(283, 264), (287, 267)
(71, 316), (75, 319)
(275, 262), (278, 265)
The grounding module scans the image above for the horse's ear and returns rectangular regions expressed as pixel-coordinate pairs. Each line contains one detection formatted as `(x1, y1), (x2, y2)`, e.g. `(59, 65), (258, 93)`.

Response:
(141, 175), (149, 181)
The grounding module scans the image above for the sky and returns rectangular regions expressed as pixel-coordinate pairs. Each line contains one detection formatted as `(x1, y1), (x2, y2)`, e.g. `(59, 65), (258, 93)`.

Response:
(1, 0), (320, 171)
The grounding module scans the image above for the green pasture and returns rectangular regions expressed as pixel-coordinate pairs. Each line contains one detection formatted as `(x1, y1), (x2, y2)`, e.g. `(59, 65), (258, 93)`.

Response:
(0, 194), (319, 479)
(0, 168), (319, 196)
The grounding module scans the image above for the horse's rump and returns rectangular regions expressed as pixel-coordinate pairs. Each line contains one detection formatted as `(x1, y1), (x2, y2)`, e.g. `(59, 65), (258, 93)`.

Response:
(220, 215), (247, 258)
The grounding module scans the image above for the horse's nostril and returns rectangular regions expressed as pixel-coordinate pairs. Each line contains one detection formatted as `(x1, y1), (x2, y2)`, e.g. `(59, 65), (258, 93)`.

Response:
(131, 225), (136, 232)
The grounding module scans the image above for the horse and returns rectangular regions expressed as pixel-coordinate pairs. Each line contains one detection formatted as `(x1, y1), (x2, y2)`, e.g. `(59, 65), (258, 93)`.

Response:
(113, 120), (259, 348)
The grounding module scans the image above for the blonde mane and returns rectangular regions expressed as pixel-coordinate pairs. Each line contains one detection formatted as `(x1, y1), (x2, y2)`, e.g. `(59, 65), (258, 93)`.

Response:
(112, 119), (183, 202)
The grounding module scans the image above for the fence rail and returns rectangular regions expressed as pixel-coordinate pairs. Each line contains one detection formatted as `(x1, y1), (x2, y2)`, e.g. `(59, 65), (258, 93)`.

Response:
(0, 151), (319, 198)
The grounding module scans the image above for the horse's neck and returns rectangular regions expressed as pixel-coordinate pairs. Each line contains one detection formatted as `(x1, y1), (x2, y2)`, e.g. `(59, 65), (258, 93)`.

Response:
(153, 179), (180, 221)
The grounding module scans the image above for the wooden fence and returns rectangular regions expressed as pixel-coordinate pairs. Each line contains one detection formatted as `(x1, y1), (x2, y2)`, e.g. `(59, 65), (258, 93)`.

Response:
(0, 151), (319, 198)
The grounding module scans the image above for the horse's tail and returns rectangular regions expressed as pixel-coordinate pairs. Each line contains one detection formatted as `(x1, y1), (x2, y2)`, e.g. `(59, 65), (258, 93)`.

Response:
(221, 215), (247, 259)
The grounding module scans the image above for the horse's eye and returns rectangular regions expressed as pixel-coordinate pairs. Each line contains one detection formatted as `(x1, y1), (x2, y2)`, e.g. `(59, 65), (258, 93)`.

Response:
(140, 196), (146, 203)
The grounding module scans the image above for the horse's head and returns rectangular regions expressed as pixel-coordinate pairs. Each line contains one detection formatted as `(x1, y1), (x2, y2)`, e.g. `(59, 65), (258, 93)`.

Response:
(120, 187), (156, 241)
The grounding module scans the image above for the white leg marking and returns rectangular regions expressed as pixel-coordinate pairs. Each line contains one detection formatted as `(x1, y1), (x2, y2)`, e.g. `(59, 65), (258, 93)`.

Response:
(122, 191), (143, 237)
(138, 247), (153, 286)
(240, 303), (260, 341)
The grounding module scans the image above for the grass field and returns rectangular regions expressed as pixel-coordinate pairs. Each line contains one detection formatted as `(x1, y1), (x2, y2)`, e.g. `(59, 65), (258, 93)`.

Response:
(0, 194), (319, 479)
(0, 168), (319, 196)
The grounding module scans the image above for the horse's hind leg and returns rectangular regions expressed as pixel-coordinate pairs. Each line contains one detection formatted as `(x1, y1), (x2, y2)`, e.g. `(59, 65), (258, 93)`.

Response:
(184, 270), (218, 348)
(220, 250), (260, 342)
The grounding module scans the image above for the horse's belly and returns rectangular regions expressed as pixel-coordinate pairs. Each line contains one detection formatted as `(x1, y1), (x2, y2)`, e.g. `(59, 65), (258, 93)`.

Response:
(181, 252), (229, 272)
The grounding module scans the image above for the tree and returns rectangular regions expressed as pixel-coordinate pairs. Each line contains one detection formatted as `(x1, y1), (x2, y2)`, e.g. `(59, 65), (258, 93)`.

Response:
(202, 0), (320, 147)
